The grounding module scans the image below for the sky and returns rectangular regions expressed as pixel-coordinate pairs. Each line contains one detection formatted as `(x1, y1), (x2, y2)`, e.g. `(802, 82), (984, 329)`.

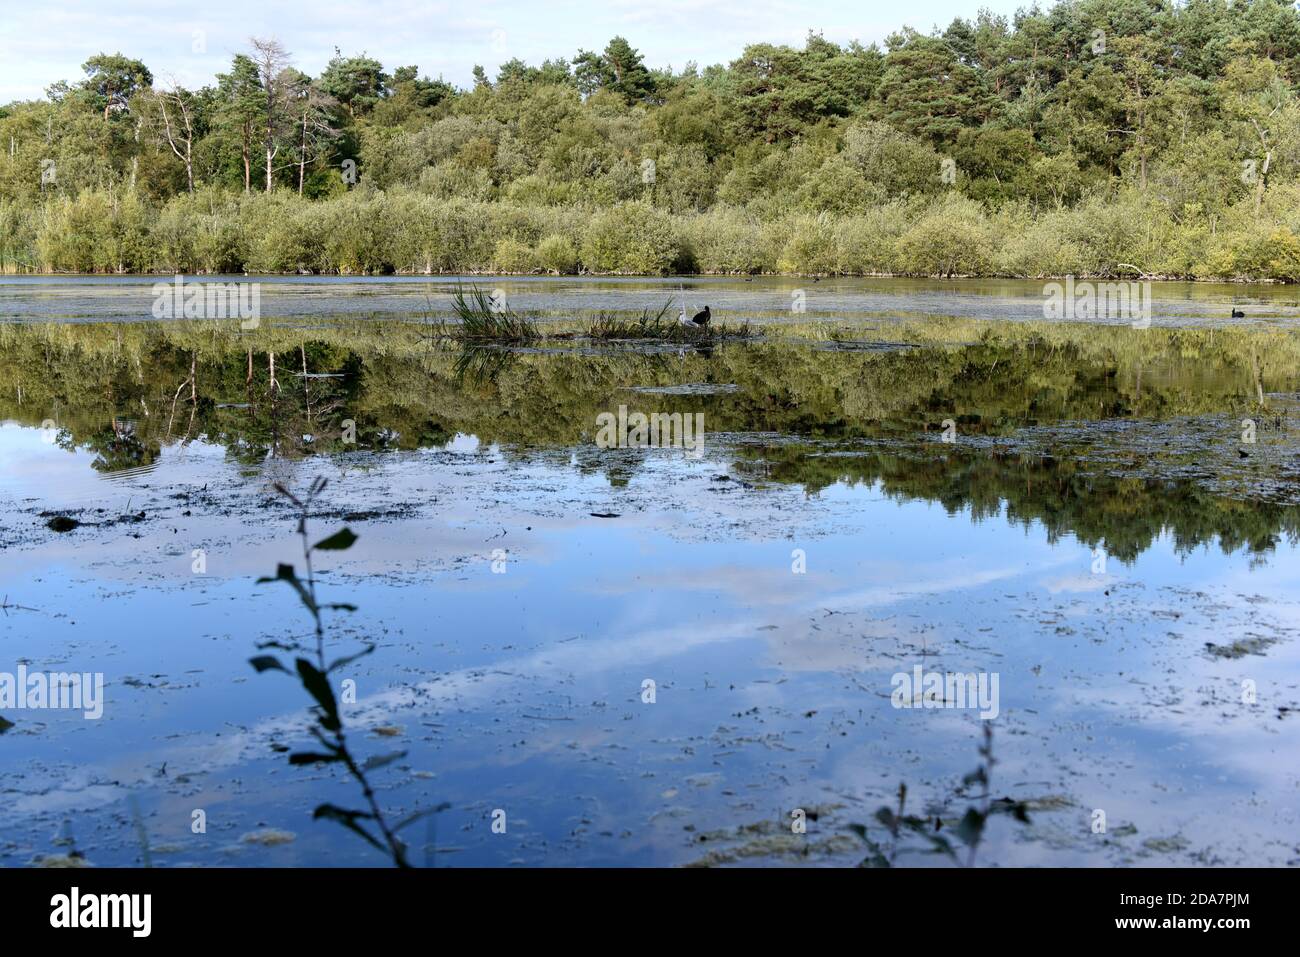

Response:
(0, 0), (1038, 104)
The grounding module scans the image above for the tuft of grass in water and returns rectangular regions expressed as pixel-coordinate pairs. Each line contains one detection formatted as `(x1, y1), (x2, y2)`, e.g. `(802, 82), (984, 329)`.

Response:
(416, 290), (456, 345)
(848, 724), (1029, 867)
(584, 301), (762, 343)
(252, 477), (444, 867)
(446, 289), (761, 348)
(585, 299), (676, 339)
(451, 285), (540, 342)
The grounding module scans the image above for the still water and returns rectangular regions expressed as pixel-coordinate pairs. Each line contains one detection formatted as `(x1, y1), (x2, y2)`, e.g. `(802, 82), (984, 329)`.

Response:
(0, 278), (1297, 867)
(4, 274), (1300, 326)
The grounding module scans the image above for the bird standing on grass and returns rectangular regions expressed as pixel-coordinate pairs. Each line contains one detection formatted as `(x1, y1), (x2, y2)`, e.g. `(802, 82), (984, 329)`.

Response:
(691, 305), (711, 328)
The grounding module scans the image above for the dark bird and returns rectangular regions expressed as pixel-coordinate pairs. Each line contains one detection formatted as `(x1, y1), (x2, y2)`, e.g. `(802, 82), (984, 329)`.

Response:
(1231, 308), (1246, 318)
(691, 305), (711, 327)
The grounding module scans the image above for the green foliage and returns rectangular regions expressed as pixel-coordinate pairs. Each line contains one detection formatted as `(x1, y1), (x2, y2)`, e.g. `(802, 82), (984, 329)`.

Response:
(573, 37), (656, 103)
(10, 4), (1300, 278)
(580, 201), (680, 274)
(896, 194), (995, 277)
(492, 236), (537, 273)
(776, 215), (838, 275)
(536, 233), (579, 274)
(78, 53), (153, 120)
(35, 187), (152, 272)
(252, 477), (430, 867)
(319, 53), (388, 118)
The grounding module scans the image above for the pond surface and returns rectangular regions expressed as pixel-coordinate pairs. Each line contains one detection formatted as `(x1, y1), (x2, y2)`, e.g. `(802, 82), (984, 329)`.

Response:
(1, 278), (1298, 867)
(5, 274), (1300, 327)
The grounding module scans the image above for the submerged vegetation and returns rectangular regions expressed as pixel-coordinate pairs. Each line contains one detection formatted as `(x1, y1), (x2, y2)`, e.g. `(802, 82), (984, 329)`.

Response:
(8, 2), (1300, 278)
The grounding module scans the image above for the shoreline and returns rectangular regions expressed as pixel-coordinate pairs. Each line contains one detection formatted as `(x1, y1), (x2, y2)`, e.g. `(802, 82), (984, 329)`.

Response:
(1, 269), (1295, 284)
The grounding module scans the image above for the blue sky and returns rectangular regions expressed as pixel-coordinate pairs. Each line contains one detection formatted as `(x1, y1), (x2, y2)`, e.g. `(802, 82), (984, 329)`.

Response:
(0, 0), (1036, 104)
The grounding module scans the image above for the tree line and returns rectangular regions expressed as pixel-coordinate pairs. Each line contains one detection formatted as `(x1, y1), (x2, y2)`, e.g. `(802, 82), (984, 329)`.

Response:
(4, 0), (1300, 278)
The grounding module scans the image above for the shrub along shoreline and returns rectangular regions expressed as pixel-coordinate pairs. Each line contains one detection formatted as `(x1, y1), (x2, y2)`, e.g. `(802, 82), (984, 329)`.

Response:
(5, 184), (1300, 282)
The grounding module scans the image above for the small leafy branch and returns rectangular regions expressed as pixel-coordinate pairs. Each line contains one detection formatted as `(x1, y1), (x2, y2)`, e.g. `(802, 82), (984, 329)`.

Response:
(850, 724), (1029, 867)
(252, 477), (432, 866)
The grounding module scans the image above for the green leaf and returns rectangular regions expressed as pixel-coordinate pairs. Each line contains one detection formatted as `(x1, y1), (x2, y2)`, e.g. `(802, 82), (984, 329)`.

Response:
(258, 563), (317, 614)
(289, 750), (342, 765)
(956, 807), (986, 848)
(313, 803), (384, 852)
(273, 483), (302, 507)
(361, 749), (407, 772)
(249, 655), (288, 673)
(921, 833), (957, 858)
(394, 802), (451, 833)
(989, 797), (1031, 823)
(314, 528), (357, 551)
(295, 658), (341, 731)
(327, 644), (374, 673)
(847, 823), (892, 867)
(254, 640), (300, 652)
(962, 766), (988, 788)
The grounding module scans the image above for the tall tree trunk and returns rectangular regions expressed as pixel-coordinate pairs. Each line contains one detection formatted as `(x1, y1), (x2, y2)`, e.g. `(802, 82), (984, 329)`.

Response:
(160, 92), (196, 194)
(1255, 151), (1271, 213)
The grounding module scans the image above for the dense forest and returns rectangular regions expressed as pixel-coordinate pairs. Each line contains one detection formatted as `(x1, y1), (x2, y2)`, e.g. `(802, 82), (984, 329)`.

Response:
(5, 0), (1300, 279)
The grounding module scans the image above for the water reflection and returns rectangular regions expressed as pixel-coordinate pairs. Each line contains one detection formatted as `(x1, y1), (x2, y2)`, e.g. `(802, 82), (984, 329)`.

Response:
(3, 318), (1298, 563)
(3, 316), (1300, 867)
